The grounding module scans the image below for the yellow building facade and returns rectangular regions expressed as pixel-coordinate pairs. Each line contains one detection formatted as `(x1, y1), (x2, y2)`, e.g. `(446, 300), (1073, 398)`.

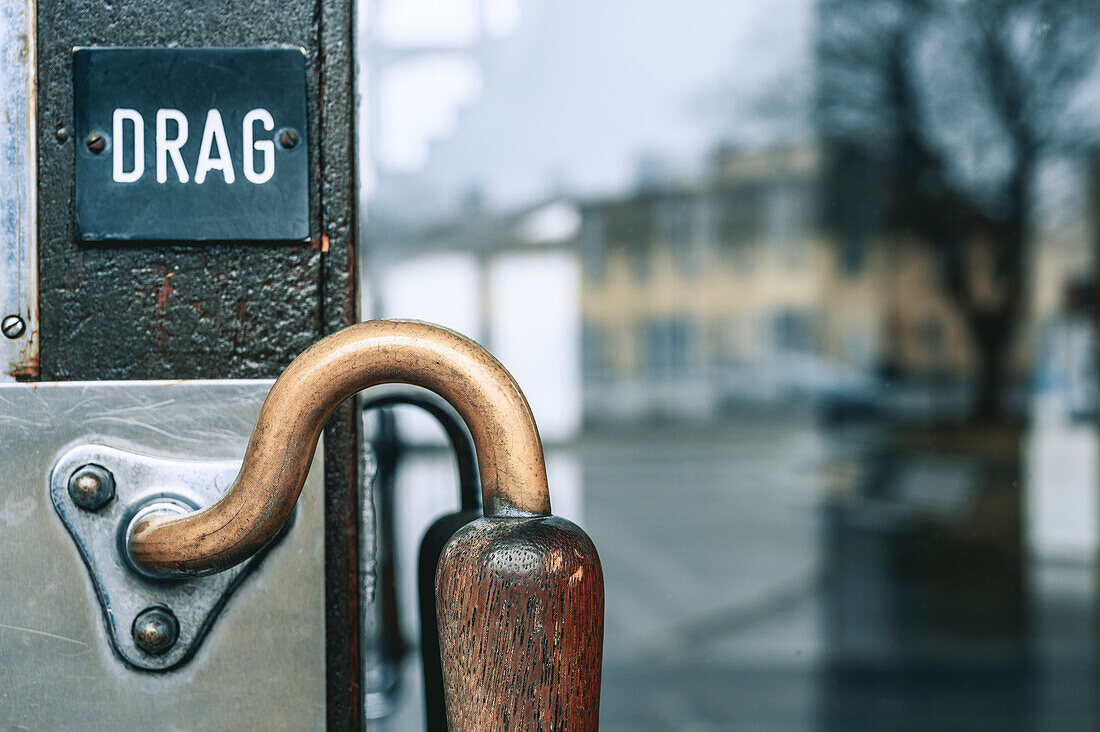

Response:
(576, 144), (1066, 421)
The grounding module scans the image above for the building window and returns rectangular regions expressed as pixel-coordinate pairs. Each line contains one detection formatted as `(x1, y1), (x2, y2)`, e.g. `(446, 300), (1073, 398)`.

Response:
(582, 323), (609, 383)
(717, 185), (761, 271)
(605, 201), (654, 280)
(774, 310), (816, 353)
(579, 209), (606, 281)
(766, 182), (806, 269)
(915, 314), (945, 363)
(689, 196), (714, 272)
(841, 235), (864, 275)
(718, 185), (761, 242)
(656, 195), (697, 273)
(643, 318), (697, 378)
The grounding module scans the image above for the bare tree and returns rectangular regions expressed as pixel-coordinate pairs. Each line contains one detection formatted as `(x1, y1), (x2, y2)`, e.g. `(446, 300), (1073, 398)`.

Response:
(816, 0), (1099, 420)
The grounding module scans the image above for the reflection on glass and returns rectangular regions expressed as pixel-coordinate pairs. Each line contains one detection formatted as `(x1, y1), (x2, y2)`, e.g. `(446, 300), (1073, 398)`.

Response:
(358, 0), (1100, 728)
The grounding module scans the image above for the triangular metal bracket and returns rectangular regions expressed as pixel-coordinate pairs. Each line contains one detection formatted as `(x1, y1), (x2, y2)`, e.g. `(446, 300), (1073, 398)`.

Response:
(50, 443), (289, 671)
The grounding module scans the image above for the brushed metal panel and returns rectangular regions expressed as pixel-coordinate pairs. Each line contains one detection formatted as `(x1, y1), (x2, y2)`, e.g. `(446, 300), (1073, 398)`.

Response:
(0, 380), (325, 729)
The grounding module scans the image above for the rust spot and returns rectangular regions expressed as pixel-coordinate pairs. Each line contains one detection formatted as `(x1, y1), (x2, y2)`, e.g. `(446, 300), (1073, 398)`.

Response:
(321, 234), (330, 253)
(153, 272), (175, 348)
(8, 352), (39, 381)
(234, 299), (251, 348)
(63, 251), (86, 289)
(156, 272), (175, 312)
(346, 238), (357, 323)
(7, 340), (40, 381)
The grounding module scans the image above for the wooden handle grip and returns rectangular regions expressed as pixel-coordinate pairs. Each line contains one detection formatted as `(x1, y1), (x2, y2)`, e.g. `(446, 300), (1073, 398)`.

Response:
(437, 515), (604, 731)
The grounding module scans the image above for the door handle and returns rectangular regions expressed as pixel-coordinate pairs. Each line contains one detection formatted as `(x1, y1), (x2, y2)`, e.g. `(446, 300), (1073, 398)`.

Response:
(126, 319), (550, 576)
(125, 319), (604, 730)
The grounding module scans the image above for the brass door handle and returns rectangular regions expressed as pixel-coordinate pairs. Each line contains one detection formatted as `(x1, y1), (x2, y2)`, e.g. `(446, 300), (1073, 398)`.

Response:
(127, 319), (551, 577)
(126, 319), (603, 729)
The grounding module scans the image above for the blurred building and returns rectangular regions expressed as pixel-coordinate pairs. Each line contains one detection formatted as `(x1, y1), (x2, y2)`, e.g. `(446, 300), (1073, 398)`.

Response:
(368, 143), (1095, 425)
(580, 145), (832, 420)
(579, 144), (894, 421)
(577, 143), (1094, 422)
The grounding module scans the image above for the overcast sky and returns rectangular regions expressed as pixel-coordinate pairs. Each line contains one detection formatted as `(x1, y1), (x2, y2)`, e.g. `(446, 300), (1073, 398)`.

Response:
(360, 0), (814, 225)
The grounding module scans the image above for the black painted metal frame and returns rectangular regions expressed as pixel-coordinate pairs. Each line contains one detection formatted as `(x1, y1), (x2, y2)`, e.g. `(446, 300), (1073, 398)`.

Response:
(35, 1), (361, 727)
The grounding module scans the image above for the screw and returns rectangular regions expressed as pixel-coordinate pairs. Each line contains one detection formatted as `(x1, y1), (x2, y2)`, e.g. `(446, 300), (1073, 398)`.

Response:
(67, 464), (115, 511)
(132, 607), (179, 655)
(278, 128), (299, 149)
(56, 125), (70, 143)
(1, 315), (25, 339)
(86, 133), (106, 154)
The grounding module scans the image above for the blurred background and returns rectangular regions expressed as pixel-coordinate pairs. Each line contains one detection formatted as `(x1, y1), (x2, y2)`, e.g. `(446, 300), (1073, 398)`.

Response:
(355, 1), (1100, 728)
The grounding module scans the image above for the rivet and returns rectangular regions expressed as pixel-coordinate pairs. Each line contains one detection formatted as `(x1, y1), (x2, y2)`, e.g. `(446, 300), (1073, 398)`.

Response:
(132, 607), (179, 655)
(67, 464), (116, 511)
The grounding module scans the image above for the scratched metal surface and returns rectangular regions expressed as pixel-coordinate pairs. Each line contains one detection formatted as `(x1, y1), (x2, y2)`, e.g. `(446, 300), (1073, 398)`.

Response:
(0, 0), (37, 380)
(0, 380), (325, 729)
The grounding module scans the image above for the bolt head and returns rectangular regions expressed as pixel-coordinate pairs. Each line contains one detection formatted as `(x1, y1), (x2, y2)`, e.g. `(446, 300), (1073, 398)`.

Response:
(1, 315), (25, 339)
(278, 128), (299, 149)
(67, 464), (115, 511)
(85, 133), (106, 154)
(56, 125), (70, 143)
(132, 607), (179, 655)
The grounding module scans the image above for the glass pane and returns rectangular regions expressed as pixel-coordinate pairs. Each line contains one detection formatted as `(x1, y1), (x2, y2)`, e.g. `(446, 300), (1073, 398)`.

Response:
(358, 1), (1100, 728)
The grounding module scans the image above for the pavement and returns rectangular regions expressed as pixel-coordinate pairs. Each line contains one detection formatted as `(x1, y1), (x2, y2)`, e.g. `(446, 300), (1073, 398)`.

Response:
(371, 410), (1100, 730)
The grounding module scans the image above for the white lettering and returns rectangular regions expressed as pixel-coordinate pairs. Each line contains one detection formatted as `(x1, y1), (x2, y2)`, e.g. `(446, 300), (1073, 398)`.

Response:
(112, 108), (144, 183)
(155, 109), (189, 183)
(242, 108), (275, 185)
(108, 108), (284, 186)
(194, 109), (235, 184)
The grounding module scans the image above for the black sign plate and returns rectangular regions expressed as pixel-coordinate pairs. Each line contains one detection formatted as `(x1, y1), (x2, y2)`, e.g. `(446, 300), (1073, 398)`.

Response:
(73, 48), (309, 242)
